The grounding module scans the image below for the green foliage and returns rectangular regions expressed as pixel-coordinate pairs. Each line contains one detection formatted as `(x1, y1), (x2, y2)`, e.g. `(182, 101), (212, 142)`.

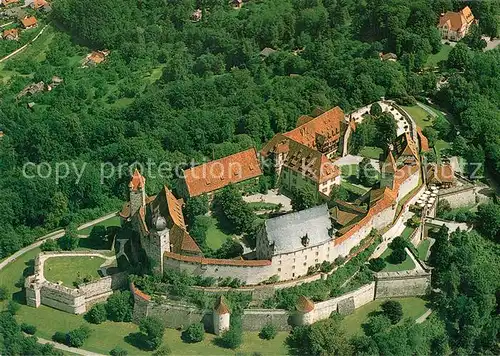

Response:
(85, 303), (108, 324)
(388, 247), (407, 264)
(358, 157), (379, 187)
(52, 331), (68, 344)
(152, 345), (172, 356)
(475, 202), (500, 242)
(20, 323), (37, 335)
(181, 323), (205, 343)
(370, 103), (383, 117)
(213, 239), (244, 260)
(139, 317), (165, 351)
(259, 323), (277, 340)
(363, 314), (391, 336)
(447, 43), (470, 70)
(213, 185), (256, 235)
(58, 226), (79, 251)
(110, 346), (128, 356)
(88, 225), (107, 245)
(67, 325), (92, 348)
(184, 195), (209, 225)
(40, 239), (59, 252)
(381, 300), (403, 324)
(290, 185), (317, 211)
(368, 258), (386, 272)
(374, 112), (398, 148)
(422, 127), (438, 147)
(105, 291), (133, 322)
(188, 215), (211, 251)
(7, 300), (20, 315)
(217, 326), (243, 350)
(389, 236), (409, 251)
(0, 285), (8, 301)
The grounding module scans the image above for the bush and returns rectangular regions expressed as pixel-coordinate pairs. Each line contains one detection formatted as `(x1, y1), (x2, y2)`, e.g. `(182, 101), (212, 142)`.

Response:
(110, 346), (128, 356)
(217, 326), (243, 349)
(7, 300), (20, 315)
(52, 331), (67, 344)
(58, 226), (79, 251)
(389, 236), (408, 251)
(152, 345), (171, 355)
(67, 325), (92, 348)
(363, 315), (391, 336)
(181, 323), (205, 343)
(0, 285), (8, 301)
(381, 300), (403, 324)
(106, 291), (133, 322)
(41, 239), (59, 251)
(259, 323), (277, 340)
(85, 303), (108, 324)
(368, 258), (386, 272)
(139, 316), (165, 350)
(389, 248), (407, 264)
(21, 323), (37, 335)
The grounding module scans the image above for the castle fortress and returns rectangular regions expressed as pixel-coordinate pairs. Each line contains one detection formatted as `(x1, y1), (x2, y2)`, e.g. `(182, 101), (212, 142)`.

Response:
(122, 104), (423, 285)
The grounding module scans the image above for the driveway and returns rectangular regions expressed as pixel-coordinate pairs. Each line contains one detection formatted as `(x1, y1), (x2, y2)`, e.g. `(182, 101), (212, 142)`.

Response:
(334, 154), (380, 170)
(243, 189), (292, 212)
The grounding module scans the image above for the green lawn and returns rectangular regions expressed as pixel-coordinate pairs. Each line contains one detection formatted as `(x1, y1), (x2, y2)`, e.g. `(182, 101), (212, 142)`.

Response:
(425, 44), (453, 67)
(359, 146), (383, 160)
(78, 215), (121, 236)
(380, 247), (415, 272)
(341, 164), (359, 178)
(205, 216), (233, 250)
(247, 202), (280, 211)
(341, 297), (428, 337)
(434, 139), (452, 163)
(44, 256), (106, 287)
(400, 226), (415, 240)
(341, 181), (369, 196)
(417, 239), (431, 261)
(401, 105), (433, 129)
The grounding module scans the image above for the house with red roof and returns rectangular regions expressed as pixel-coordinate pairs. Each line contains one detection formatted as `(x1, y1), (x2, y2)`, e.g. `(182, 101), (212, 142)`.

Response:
(20, 16), (37, 29)
(437, 6), (475, 41)
(181, 148), (262, 198)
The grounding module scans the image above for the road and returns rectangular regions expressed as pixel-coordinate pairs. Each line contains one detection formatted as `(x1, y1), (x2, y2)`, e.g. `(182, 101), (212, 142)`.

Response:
(37, 337), (105, 356)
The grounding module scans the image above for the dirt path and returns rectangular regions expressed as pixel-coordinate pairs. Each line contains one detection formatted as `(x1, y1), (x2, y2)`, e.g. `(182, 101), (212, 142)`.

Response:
(0, 24), (49, 63)
(37, 337), (105, 356)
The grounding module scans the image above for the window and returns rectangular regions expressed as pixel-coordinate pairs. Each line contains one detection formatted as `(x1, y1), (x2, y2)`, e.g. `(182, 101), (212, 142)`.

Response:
(315, 252), (319, 256)
(293, 258), (296, 263)
(292, 273), (295, 278)
(303, 262), (307, 266)
(304, 255), (307, 260)
(315, 259), (318, 263)
(279, 260), (282, 265)
(278, 268), (281, 272)
(292, 265), (295, 269)
(327, 254), (329, 259)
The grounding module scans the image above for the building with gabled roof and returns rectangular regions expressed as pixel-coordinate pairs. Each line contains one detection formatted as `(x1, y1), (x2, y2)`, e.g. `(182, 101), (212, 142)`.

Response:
(20, 16), (37, 29)
(2, 28), (19, 41)
(437, 6), (475, 41)
(181, 148), (262, 198)
(426, 163), (455, 188)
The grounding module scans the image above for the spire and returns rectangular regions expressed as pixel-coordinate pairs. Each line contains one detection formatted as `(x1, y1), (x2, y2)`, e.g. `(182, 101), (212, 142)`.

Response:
(129, 169), (145, 190)
(214, 295), (230, 315)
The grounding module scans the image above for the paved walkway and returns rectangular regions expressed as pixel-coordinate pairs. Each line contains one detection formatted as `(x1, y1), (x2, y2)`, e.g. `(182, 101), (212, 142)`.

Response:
(334, 154), (380, 170)
(37, 337), (105, 356)
(243, 189), (292, 212)
(426, 218), (468, 232)
(416, 309), (433, 324)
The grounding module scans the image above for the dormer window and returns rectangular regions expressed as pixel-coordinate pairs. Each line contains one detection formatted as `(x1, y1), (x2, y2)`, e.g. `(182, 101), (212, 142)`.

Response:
(301, 234), (310, 247)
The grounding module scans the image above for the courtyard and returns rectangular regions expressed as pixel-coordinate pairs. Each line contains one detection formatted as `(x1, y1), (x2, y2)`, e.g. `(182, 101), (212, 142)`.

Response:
(43, 256), (107, 287)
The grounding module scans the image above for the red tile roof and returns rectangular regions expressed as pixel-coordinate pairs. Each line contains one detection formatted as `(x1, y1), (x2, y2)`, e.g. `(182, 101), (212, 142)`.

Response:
(438, 7), (474, 32)
(416, 128), (430, 152)
(129, 169), (145, 190)
(164, 252), (271, 266)
(214, 296), (230, 315)
(183, 148), (262, 197)
(2, 28), (18, 39)
(21, 16), (37, 28)
(427, 164), (454, 184)
(130, 283), (151, 301)
(296, 295), (314, 313)
(284, 106), (345, 150)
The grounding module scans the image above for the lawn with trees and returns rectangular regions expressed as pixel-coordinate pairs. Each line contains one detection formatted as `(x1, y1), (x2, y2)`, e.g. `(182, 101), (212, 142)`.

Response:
(43, 256), (106, 287)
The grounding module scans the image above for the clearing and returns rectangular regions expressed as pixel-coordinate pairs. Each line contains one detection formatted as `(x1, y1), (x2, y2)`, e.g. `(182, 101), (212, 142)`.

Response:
(78, 215), (122, 236)
(44, 256), (106, 287)
(341, 297), (428, 336)
(425, 44), (453, 67)
(380, 247), (415, 272)
(359, 146), (383, 160)
(205, 216), (233, 250)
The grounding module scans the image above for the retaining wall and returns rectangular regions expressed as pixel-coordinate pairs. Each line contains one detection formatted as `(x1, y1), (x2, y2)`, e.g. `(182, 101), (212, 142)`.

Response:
(374, 270), (431, 298)
(438, 185), (476, 209)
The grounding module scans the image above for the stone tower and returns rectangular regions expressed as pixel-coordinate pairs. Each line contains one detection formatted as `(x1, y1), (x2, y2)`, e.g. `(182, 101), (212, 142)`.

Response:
(129, 169), (146, 216)
(213, 296), (231, 335)
(295, 295), (315, 325)
(380, 150), (396, 190)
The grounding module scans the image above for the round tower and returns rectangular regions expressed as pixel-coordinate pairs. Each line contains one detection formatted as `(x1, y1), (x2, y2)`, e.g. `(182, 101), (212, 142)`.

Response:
(295, 295), (315, 326)
(213, 296), (230, 335)
(129, 169), (146, 216)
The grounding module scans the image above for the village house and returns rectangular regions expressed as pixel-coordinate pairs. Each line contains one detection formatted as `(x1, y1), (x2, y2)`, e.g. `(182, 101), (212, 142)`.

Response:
(2, 28), (19, 41)
(259, 47), (276, 60)
(17, 81), (45, 98)
(20, 16), (37, 30)
(379, 52), (397, 62)
(82, 50), (109, 67)
(0, 0), (19, 7)
(232, 0), (243, 9)
(191, 9), (202, 22)
(437, 6), (475, 41)
(426, 163), (455, 188)
(180, 148), (262, 198)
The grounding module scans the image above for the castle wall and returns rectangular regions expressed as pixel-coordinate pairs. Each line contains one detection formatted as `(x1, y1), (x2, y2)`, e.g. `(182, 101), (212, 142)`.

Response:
(438, 185), (476, 209)
(242, 309), (291, 331)
(375, 270), (431, 298)
(397, 170), (420, 201)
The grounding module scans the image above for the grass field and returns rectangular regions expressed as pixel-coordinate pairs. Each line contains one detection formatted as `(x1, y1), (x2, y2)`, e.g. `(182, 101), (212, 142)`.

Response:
(380, 247), (415, 272)
(247, 202), (280, 211)
(359, 146), (383, 160)
(205, 216), (233, 250)
(341, 297), (428, 337)
(401, 105), (433, 129)
(44, 256), (106, 287)
(434, 139), (451, 163)
(417, 239), (431, 261)
(400, 226), (415, 240)
(341, 181), (369, 196)
(425, 44), (453, 67)
(78, 215), (121, 236)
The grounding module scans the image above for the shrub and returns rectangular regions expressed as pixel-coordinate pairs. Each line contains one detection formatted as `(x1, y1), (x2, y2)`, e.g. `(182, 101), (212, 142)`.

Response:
(320, 260), (334, 273)
(370, 103), (383, 117)
(41, 239), (59, 251)
(106, 291), (133, 322)
(21, 323), (37, 335)
(0, 285), (8, 301)
(152, 345), (171, 355)
(389, 236), (408, 251)
(381, 300), (403, 324)
(52, 331), (67, 344)
(7, 300), (20, 315)
(259, 323), (277, 340)
(369, 258), (386, 272)
(389, 248), (407, 264)
(181, 323), (205, 343)
(363, 315), (391, 336)
(110, 346), (128, 356)
(67, 325), (92, 348)
(139, 316), (165, 350)
(217, 326), (243, 349)
(85, 303), (107, 324)
(58, 226), (79, 251)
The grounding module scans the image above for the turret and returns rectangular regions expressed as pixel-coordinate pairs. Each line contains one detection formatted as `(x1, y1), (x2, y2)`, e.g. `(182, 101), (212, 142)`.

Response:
(129, 169), (146, 216)
(295, 295), (315, 325)
(213, 296), (231, 335)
